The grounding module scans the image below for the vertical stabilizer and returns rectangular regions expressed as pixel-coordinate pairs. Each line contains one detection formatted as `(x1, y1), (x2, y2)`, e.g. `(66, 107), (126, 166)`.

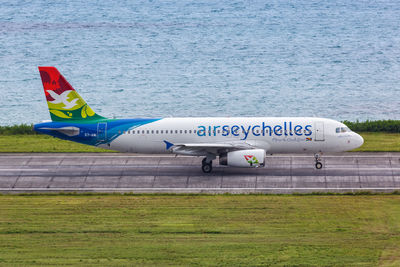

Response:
(38, 66), (105, 122)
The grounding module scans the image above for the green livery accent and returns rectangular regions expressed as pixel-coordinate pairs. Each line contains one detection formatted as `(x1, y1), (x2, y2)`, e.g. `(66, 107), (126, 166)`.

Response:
(39, 66), (106, 122)
(48, 103), (104, 122)
(246, 156), (259, 165)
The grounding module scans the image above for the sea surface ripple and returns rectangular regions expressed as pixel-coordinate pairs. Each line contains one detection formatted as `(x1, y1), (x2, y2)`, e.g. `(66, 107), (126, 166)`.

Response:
(0, 0), (399, 125)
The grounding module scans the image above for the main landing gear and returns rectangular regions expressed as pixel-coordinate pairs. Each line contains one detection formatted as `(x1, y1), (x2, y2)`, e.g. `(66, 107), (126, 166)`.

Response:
(201, 155), (216, 173)
(315, 153), (323, 169)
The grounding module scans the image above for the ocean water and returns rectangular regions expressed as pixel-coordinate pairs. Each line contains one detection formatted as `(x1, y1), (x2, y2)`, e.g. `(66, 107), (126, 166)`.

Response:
(0, 0), (399, 125)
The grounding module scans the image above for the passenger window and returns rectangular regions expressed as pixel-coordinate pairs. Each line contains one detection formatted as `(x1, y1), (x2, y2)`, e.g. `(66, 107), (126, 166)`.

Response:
(336, 127), (340, 133)
(146, 130), (149, 134)
(132, 130), (135, 134)
(189, 130), (192, 134)
(194, 130), (196, 133)
(160, 130), (163, 134)
(175, 130), (178, 134)
(156, 130), (159, 134)
(184, 130), (187, 134)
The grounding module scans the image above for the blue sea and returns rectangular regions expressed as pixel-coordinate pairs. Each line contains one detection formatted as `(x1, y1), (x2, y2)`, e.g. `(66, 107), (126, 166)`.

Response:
(0, 0), (399, 125)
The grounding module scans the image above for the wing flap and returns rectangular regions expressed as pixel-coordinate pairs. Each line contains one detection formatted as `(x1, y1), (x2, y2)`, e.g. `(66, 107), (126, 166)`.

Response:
(168, 142), (256, 156)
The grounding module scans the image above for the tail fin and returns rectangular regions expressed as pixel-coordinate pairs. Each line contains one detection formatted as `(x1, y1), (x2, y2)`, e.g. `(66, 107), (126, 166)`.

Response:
(38, 66), (105, 122)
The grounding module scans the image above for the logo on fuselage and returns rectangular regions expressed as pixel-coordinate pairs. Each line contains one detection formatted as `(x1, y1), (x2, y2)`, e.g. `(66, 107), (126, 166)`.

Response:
(196, 121), (312, 140)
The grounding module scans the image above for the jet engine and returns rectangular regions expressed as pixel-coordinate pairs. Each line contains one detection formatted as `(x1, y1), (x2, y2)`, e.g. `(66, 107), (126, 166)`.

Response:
(219, 149), (265, 168)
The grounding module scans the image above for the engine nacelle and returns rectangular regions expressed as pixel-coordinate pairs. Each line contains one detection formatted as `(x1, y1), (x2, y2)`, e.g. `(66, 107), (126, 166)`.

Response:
(219, 149), (265, 168)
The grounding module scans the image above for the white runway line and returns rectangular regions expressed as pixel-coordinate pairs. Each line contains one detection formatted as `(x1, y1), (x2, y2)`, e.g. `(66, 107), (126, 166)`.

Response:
(0, 169), (50, 171)
(1, 187), (400, 191)
(1, 154), (400, 159)
(0, 167), (397, 171)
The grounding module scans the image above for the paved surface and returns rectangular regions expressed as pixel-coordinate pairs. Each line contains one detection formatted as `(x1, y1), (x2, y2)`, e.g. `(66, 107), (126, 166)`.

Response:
(1, 153), (400, 193)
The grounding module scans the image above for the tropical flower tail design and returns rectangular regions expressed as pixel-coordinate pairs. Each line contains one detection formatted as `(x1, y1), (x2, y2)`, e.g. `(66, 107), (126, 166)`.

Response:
(38, 66), (105, 122)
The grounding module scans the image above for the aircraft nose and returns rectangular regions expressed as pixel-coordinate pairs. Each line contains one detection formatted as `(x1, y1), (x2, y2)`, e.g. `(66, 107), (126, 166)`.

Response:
(353, 133), (364, 149)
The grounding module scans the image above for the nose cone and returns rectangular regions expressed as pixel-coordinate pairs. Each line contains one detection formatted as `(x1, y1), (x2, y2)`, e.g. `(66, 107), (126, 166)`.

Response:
(352, 133), (364, 150)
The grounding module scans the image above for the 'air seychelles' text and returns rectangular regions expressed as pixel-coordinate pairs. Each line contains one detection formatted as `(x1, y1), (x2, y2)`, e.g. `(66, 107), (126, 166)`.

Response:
(197, 121), (312, 140)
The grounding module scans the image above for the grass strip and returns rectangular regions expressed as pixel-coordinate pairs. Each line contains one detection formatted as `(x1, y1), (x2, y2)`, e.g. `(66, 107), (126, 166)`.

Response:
(352, 132), (400, 152)
(0, 135), (113, 153)
(0, 195), (399, 266)
(0, 132), (399, 152)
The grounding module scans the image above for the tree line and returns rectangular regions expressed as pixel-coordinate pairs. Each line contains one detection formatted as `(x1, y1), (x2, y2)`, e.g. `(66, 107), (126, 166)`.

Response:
(0, 120), (399, 135)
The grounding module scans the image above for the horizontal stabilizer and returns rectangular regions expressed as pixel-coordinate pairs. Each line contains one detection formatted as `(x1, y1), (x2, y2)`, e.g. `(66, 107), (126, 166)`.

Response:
(40, 126), (80, 136)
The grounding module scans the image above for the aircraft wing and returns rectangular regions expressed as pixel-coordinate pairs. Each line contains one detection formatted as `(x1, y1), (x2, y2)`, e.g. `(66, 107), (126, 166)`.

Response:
(165, 140), (263, 156)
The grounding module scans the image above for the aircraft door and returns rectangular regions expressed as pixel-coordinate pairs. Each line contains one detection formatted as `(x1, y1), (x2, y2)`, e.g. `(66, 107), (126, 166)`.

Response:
(97, 122), (107, 141)
(314, 121), (324, 141)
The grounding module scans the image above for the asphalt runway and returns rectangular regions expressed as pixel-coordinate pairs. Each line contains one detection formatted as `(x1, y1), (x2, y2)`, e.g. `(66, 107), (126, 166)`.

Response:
(1, 153), (400, 193)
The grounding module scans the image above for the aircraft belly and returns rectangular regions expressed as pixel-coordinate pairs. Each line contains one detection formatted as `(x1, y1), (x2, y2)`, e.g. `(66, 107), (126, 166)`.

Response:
(267, 138), (327, 153)
(109, 135), (164, 153)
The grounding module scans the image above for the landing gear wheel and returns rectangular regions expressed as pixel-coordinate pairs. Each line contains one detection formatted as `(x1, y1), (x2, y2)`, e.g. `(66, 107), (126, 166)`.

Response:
(315, 162), (323, 169)
(314, 153), (323, 169)
(202, 163), (212, 173)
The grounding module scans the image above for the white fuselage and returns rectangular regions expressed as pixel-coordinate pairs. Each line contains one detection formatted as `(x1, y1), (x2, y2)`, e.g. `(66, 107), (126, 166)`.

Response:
(103, 117), (364, 154)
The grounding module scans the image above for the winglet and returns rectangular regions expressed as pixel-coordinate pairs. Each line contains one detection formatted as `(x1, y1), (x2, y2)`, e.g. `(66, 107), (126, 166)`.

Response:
(163, 140), (174, 150)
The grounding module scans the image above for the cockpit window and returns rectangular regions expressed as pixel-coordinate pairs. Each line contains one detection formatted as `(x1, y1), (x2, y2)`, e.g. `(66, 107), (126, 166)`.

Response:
(336, 127), (351, 133)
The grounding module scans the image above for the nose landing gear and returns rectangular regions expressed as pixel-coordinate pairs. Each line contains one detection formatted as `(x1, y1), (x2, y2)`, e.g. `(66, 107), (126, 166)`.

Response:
(315, 154), (323, 169)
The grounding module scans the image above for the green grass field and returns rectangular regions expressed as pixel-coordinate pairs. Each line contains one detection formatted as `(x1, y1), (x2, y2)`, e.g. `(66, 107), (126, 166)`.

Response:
(0, 195), (399, 266)
(0, 132), (399, 152)
(352, 132), (400, 152)
(0, 135), (113, 152)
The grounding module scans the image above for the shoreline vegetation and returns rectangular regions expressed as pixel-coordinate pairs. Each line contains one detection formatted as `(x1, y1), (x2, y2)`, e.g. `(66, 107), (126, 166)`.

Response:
(0, 121), (399, 152)
(1, 120), (400, 135)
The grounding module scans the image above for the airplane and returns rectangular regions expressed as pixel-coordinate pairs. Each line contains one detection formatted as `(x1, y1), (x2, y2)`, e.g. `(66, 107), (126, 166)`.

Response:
(33, 67), (364, 173)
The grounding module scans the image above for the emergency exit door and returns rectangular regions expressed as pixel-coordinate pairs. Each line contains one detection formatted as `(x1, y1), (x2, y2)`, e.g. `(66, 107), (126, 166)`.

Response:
(315, 121), (324, 141)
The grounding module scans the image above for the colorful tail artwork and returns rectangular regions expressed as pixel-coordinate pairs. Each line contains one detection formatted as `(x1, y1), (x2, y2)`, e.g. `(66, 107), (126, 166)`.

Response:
(38, 67), (105, 122)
